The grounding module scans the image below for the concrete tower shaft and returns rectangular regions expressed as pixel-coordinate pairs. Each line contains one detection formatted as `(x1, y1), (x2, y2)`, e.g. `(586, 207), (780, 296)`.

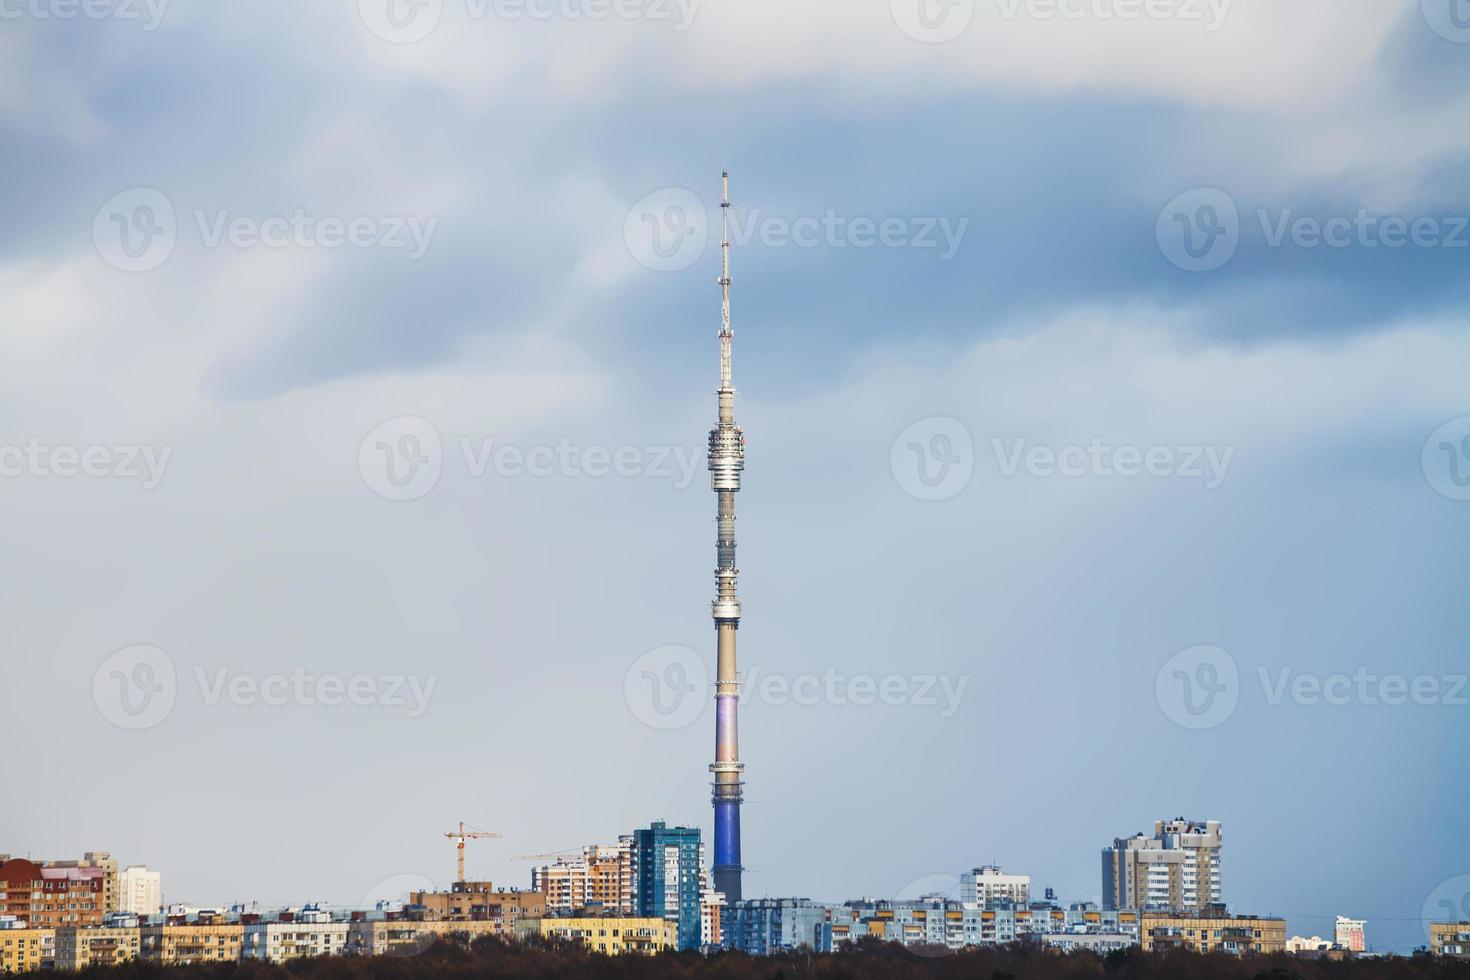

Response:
(708, 171), (745, 904)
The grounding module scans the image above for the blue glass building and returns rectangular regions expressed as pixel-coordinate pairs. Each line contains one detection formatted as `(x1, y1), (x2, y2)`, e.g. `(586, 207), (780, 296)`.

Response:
(631, 821), (702, 951)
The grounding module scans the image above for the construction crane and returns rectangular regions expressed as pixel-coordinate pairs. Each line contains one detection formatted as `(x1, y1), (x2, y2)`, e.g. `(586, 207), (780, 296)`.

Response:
(443, 822), (501, 883)
(511, 848), (588, 863)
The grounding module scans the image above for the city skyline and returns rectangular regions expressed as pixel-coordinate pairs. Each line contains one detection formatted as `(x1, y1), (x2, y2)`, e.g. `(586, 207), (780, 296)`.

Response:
(2, 0), (1468, 961)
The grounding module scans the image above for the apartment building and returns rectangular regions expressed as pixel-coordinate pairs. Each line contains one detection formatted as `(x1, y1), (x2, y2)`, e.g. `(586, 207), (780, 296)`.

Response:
(959, 866), (1030, 908)
(119, 867), (162, 916)
(141, 916), (245, 964)
(532, 839), (634, 915)
(532, 916), (677, 955)
(0, 920), (53, 973)
(242, 909), (348, 962)
(0, 859), (105, 928)
(54, 923), (142, 969)
(819, 900), (1140, 952)
(1102, 819), (1222, 912)
(1140, 912), (1285, 955)
(1331, 915), (1366, 952)
(631, 822), (703, 951)
(1431, 922), (1470, 958)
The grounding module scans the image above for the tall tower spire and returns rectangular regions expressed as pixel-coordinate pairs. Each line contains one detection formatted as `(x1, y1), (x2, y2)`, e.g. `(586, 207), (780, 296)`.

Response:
(708, 170), (745, 904)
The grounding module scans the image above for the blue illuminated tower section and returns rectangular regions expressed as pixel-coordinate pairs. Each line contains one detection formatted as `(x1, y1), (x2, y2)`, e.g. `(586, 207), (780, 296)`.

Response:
(707, 171), (745, 903)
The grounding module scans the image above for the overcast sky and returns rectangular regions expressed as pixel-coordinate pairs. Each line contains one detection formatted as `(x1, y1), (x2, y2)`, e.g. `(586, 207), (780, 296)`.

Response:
(2, 0), (1469, 955)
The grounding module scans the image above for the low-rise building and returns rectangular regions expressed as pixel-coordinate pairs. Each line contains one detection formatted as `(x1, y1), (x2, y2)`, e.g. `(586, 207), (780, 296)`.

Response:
(724, 898), (826, 954)
(1036, 932), (1136, 953)
(1287, 934), (1334, 953)
(54, 924), (142, 969)
(1431, 922), (1470, 958)
(1140, 912), (1285, 955)
(242, 909), (348, 962)
(407, 883), (545, 929)
(0, 922), (53, 973)
(820, 900), (1139, 952)
(345, 918), (501, 957)
(141, 915), (245, 964)
(532, 916), (677, 955)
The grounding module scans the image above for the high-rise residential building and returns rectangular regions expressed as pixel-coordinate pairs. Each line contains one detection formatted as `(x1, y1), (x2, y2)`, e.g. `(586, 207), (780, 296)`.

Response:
(5, 853), (121, 914)
(1102, 819), (1222, 913)
(1335, 915), (1366, 952)
(119, 866), (162, 916)
(959, 867), (1030, 908)
(0, 858), (105, 927)
(699, 870), (725, 948)
(531, 839), (633, 914)
(631, 821), (703, 951)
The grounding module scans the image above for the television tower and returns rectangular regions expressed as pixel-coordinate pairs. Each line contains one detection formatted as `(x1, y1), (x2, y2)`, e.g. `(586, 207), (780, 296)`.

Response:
(708, 170), (745, 904)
